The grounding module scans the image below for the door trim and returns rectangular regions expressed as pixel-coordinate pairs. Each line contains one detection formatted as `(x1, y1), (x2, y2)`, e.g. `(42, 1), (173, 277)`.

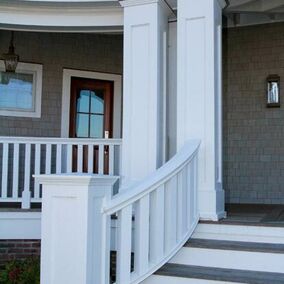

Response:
(61, 68), (122, 138)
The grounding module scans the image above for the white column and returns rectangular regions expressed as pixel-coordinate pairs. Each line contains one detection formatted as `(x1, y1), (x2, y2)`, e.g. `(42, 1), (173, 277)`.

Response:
(36, 174), (118, 284)
(120, 0), (171, 185)
(177, 0), (226, 221)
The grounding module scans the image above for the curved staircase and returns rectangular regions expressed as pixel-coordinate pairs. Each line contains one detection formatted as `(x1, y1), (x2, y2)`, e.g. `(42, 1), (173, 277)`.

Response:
(143, 223), (284, 284)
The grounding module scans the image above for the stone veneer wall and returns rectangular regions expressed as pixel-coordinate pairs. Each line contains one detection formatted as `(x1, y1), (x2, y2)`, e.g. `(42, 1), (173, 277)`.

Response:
(0, 240), (40, 268)
(223, 23), (284, 204)
(0, 30), (123, 137)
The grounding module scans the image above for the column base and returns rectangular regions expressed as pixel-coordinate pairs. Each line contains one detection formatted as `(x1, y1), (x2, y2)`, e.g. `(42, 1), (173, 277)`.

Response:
(198, 188), (226, 221)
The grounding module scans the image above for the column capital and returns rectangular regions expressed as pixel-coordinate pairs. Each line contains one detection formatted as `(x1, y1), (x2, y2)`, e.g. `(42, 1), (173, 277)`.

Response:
(120, 0), (172, 14)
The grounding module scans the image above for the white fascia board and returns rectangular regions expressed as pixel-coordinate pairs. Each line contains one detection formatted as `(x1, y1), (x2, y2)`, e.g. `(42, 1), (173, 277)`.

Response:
(0, 3), (123, 29)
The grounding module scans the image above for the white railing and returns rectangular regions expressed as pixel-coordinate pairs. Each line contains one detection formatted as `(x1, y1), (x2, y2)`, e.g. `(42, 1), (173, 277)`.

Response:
(0, 137), (122, 209)
(38, 139), (200, 284)
(104, 139), (200, 283)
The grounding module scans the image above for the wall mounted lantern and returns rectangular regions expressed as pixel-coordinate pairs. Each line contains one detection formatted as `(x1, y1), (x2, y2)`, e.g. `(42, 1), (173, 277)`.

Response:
(2, 31), (19, 73)
(267, 75), (280, 107)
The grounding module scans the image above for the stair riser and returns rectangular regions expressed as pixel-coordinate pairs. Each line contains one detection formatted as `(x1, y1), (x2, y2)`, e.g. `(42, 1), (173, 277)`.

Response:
(142, 275), (244, 284)
(169, 247), (284, 273)
(193, 224), (284, 244)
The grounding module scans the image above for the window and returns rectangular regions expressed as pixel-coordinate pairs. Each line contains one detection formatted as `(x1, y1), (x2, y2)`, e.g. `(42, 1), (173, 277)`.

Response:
(0, 61), (42, 117)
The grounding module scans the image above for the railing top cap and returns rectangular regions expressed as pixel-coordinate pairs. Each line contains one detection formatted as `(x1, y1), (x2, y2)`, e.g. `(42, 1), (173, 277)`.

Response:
(34, 173), (119, 186)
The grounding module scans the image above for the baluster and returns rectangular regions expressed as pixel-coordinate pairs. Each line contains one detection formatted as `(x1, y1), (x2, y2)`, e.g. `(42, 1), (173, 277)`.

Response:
(187, 163), (192, 229)
(193, 156), (198, 220)
(181, 166), (188, 235)
(45, 144), (52, 174)
(34, 143), (41, 199)
(134, 195), (150, 276)
(164, 176), (177, 252)
(1, 143), (8, 199)
(98, 144), (104, 174)
(108, 145), (114, 175)
(56, 144), (62, 174)
(116, 205), (132, 284)
(66, 144), (72, 173)
(12, 143), (19, 199)
(22, 143), (31, 208)
(149, 185), (165, 264)
(88, 144), (94, 173)
(77, 144), (83, 173)
(177, 171), (184, 241)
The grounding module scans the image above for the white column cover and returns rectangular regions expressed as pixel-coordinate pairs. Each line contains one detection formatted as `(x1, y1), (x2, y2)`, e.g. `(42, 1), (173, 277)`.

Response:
(120, 0), (171, 185)
(177, 0), (226, 220)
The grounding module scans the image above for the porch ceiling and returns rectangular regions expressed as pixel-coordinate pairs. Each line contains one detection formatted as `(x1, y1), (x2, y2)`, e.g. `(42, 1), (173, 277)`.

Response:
(227, 0), (284, 13)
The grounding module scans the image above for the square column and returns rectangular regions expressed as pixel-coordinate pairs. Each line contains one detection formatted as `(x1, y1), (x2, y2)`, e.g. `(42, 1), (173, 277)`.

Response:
(120, 0), (171, 184)
(177, 0), (226, 220)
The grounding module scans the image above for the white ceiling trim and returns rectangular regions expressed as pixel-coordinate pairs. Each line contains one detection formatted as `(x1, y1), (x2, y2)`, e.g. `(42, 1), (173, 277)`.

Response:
(0, 4), (123, 31)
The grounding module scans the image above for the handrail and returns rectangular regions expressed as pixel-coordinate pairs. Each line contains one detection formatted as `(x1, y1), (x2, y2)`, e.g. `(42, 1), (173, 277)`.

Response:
(0, 136), (122, 145)
(103, 139), (201, 284)
(104, 139), (200, 215)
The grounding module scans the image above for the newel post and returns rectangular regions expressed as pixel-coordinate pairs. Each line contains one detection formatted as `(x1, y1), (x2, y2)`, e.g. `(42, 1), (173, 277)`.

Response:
(35, 174), (118, 284)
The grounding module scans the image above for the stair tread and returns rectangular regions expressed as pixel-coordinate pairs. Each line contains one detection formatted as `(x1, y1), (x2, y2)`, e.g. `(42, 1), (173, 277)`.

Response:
(156, 263), (284, 284)
(185, 238), (284, 254)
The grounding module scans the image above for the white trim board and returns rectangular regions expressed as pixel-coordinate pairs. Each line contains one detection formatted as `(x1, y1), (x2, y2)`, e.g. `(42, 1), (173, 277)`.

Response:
(61, 68), (122, 138)
(0, 212), (41, 239)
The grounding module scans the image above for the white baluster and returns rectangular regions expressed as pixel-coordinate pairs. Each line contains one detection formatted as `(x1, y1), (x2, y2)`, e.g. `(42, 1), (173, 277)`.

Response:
(34, 143), (41, 199)
(164, 176), (177, 252)
(22, 143), (31, 209)
(56, 144), (62, 174)
(77, 144), (83, 173)
(149, 185), (165, 264)
(45, 144), (52, 174)
(98, 144), (104, 174)
(88, 144), (94, 173)
(176, 170), (184, 241)
(108, 145), (114, 175)
(134, 195), (150, 275)
(116, 205), (132, 284)
(67, 144), (72, 173)
(12, 143), (19, 199)
(1, 143), (8, 199)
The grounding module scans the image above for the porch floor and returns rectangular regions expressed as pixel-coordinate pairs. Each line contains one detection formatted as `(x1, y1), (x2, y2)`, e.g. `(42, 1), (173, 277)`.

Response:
(202, 204), (284, 227)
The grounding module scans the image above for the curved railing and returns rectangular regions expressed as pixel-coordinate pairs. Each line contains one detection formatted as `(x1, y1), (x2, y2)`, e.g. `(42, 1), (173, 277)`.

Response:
(103, 139), (200, 283)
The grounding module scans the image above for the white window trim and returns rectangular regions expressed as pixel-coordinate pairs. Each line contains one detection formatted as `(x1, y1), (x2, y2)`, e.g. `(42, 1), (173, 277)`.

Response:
(0, 60), (42, 118)
(61, 68), (122, 138)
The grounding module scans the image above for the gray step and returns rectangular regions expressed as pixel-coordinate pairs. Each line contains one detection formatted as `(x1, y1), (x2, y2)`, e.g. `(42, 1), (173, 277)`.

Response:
(156, 263), (284, 284)
(186, 238), (284, 254)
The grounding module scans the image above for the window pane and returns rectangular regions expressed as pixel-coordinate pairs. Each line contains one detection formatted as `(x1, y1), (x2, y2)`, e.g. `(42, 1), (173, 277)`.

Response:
(90, 114), (104, 138)
(90, 91), (104, 114)
(77, 90), (90, 113)
(76, 113), (89, 138)
(0, 72), (33, 110)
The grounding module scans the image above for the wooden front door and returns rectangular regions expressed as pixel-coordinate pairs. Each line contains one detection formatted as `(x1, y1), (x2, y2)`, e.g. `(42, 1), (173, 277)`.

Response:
(69, 77), (114, 173)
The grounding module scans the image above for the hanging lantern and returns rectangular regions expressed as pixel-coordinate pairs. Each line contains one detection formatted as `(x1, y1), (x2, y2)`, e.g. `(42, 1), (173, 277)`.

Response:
(2, 31), (19, 73)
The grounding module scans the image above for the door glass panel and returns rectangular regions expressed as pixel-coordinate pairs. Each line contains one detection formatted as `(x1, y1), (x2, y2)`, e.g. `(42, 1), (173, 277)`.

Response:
(90, 91), (104, 114)
(76, 113), (89, 137)
(90, 114), (104, 138)
(77, 90), (90, 113)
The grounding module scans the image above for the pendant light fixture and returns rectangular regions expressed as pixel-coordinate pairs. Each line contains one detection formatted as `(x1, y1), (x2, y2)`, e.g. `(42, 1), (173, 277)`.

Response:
(2, 31), (19, 73)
